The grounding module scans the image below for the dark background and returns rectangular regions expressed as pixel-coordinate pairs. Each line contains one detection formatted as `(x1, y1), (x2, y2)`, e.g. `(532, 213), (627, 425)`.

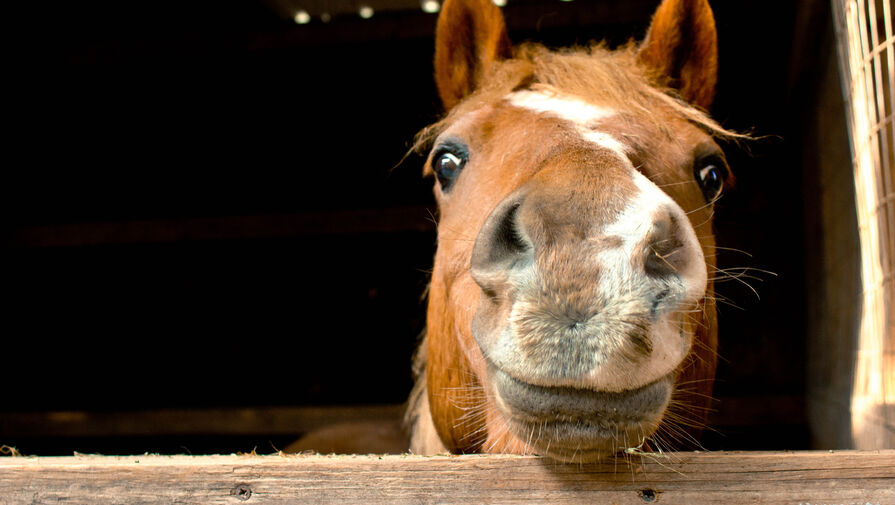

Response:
(4, 0), (841, 455)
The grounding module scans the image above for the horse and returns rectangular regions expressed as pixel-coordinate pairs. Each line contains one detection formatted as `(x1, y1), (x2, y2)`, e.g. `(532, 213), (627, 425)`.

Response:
(405, 0), (741, 462)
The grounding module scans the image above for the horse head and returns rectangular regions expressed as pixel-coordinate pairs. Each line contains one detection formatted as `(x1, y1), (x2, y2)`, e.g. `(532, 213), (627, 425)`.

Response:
(408, 0), (735, 463)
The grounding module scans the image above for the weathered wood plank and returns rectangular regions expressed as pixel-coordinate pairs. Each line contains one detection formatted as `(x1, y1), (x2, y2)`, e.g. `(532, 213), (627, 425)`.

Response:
(1, 451), (892, 505)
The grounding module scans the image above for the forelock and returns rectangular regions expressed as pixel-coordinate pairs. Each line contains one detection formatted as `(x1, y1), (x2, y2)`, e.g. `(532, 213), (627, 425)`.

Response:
(414, 42), (745, 154)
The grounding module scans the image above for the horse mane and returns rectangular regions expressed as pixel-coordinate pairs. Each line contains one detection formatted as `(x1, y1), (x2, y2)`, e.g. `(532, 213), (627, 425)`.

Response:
(415, 42), (744, 154)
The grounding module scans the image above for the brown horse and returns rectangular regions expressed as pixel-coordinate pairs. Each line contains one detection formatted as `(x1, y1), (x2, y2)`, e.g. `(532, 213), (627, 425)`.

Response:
(406, 0), (740, 462)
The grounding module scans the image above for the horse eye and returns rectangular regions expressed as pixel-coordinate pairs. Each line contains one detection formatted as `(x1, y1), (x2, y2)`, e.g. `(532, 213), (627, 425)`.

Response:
(433, 148), (467, 192)
(694, 158), (726, 203)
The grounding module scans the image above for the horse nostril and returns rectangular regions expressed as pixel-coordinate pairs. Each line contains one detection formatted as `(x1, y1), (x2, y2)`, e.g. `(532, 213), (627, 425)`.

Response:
(470, 194), (532, 289)
(491, 203), (529, 260)
(644, 211), (686, 278)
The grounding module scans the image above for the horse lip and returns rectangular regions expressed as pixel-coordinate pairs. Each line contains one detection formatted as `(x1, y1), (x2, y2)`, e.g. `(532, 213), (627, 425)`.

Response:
(485, 361), (671, 460)
(486, 360), (672, 425)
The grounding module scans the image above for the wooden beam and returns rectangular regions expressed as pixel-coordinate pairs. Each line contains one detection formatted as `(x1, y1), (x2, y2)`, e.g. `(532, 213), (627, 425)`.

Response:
(0, 396), (802, 440)
(0, 451), (892, 504)
(7, 207), (436, 248)
(0, 405), (405, 437)
(250, 0), (658, 49)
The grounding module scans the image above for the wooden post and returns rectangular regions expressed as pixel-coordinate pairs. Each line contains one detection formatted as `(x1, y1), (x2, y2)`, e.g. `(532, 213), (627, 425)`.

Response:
(1, 451), (892, 504)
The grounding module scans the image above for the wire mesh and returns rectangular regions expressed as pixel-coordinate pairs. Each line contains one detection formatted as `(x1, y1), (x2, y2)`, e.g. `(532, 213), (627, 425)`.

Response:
(831, 0), (895, 448)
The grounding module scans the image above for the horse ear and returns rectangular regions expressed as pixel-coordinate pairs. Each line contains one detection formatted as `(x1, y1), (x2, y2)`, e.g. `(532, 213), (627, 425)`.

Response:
(637, 0), (718, 109)
(435, 0), (512, 110)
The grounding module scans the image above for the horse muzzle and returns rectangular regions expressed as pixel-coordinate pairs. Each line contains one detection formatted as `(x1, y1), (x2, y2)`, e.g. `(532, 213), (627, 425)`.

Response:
(488, 361), (673, 462)
(466, 150), (706, 460)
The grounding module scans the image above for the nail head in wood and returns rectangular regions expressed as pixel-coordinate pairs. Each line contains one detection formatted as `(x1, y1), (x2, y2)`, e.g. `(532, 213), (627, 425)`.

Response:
(232, 484), (253, 501)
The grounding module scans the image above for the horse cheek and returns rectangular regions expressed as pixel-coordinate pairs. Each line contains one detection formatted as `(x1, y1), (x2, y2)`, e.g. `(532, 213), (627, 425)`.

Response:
(426, 266), (488, 453)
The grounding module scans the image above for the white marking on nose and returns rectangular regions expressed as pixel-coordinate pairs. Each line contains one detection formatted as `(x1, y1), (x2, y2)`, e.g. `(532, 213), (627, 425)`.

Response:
(601, 169), (708, 304)
(581, 131), (628, 157)
(497, 87), (708, 393)
(507, 89), (628, 158)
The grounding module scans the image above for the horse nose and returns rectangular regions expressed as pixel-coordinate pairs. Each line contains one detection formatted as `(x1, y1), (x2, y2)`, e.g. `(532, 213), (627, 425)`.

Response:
(643, 209), (688, 278)
(470, 192), (533, 293)
(472, 193), (692, 295)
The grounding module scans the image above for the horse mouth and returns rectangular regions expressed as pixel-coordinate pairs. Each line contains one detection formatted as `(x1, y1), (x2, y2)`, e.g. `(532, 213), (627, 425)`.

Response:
(487, 363), (673, 462)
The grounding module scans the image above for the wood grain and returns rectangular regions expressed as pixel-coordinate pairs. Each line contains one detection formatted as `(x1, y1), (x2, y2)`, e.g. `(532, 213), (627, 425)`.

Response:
(1, 451), (892, 504)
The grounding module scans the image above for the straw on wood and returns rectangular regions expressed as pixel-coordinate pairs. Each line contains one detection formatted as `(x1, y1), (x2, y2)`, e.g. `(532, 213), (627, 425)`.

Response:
(0, 452), (893, 504)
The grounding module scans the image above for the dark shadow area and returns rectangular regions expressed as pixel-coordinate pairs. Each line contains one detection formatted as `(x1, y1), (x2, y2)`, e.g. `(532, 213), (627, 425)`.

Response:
(3, 0), (832, 455)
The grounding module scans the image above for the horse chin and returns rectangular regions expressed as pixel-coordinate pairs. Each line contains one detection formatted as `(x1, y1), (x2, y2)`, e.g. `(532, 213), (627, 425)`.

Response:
(487, 362), (672, 462)
(509, 416), (661, 463)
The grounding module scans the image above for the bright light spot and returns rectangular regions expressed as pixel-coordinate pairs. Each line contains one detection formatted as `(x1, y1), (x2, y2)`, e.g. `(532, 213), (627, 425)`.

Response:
(359, 5), (374, 18)
(492, 0), (506, 6)
(421, 0), (440, 13)
(320, 12), (331, 23)
(293, 9), (311, 24)
(560, 0), (574, 3)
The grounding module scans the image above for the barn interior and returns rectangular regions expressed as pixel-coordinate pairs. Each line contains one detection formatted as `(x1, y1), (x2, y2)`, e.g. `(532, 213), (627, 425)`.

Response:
(3, 0), (858, 455)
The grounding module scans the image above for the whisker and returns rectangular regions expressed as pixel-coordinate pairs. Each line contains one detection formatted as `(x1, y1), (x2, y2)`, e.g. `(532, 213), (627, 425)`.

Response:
(711, 245), (754, 257)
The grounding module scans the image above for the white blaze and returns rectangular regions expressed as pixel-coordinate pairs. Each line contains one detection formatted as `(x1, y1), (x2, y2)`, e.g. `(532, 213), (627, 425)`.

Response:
(496, 87), (708, 392)
(507, 89), (628, 156)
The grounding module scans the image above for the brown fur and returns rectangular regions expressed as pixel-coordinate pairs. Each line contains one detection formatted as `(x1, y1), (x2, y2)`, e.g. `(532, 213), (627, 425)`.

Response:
(434, 0), (512, 110)
(638, 0), (718, 109)
(412, 0), (734, 459)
